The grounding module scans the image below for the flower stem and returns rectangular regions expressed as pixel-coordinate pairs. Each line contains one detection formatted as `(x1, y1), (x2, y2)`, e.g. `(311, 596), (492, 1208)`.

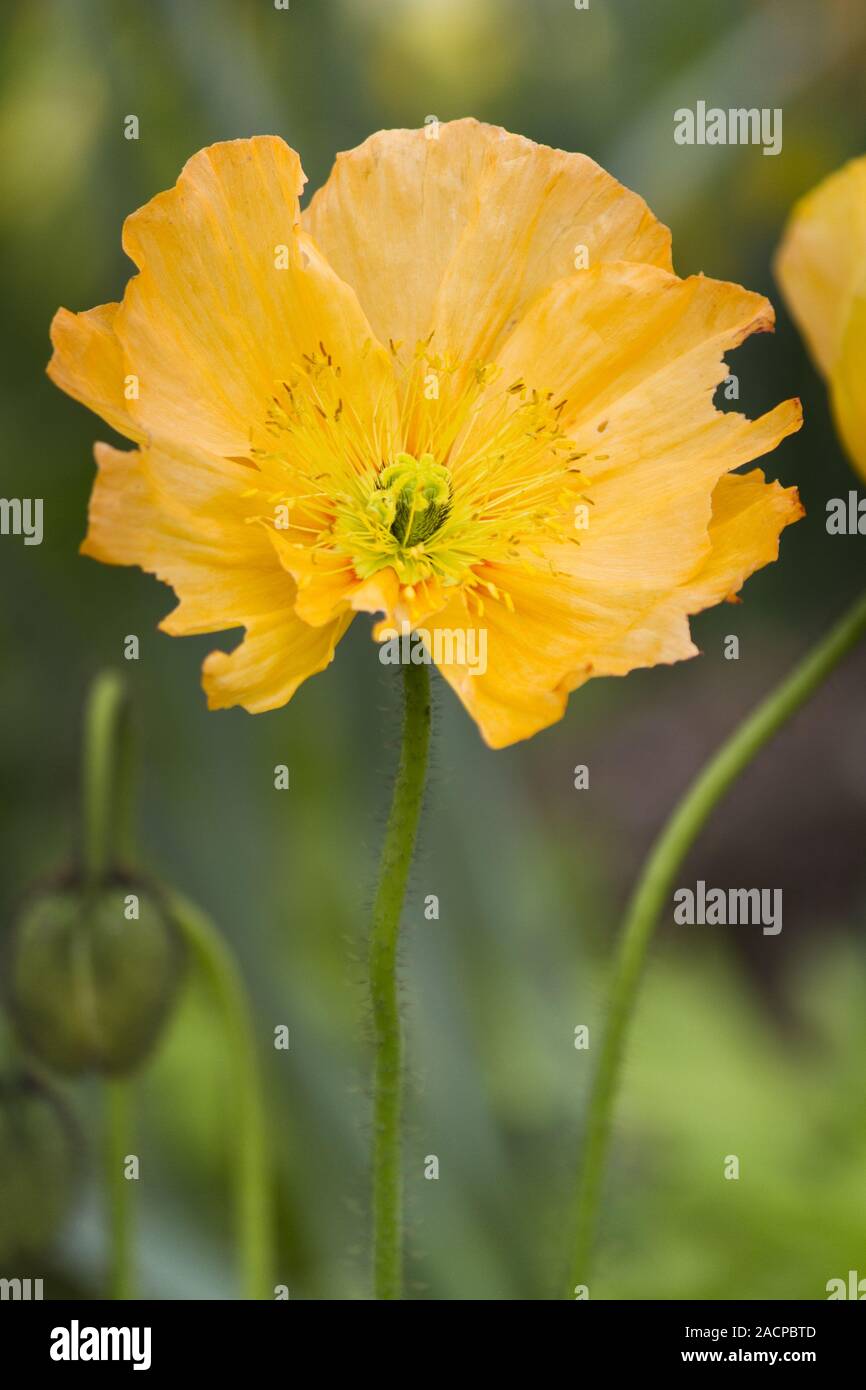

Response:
(82, 671), (133, 892)
(167, 891), (272, 1300)
(81, 673), (271, 1298)
(369, 660), (432, 1300)
(82, 673), (136, 1299)
(567, 590), (866, 1297)
(105, 1081), (134, 1299)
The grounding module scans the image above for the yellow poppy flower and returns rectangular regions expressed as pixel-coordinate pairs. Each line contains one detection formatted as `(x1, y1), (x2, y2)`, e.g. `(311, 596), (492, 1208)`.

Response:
(775, 154), (866, 482)
(49, 122), (802, 747)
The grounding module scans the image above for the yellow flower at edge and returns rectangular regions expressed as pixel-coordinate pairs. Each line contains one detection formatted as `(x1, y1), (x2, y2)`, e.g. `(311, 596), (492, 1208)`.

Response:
(48, 121), (803, 748)
(775, 154), (866, 482)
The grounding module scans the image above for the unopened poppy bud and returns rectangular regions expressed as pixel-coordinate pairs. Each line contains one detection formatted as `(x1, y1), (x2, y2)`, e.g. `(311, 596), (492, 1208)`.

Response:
(5, 878), (184, 1076)
(0, 1075), (78, 1263)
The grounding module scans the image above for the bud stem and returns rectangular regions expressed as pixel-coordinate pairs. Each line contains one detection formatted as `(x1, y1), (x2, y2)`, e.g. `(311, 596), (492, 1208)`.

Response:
(106, 1081), (134, 1299)
(167, 892), (273, 1300)
(81, 672), (272, 1299)
(369, 660), (432, 1299)
(566, 589), (866, 1298)
(82, 674), (138, 1297)
(82, 672), (133, 890)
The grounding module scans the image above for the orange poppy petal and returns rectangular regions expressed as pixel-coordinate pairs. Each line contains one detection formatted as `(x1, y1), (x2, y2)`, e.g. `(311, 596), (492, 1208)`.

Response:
(48, 302), (143, 443)
(830, 295), (866, 478)
(775, 155), (866, 378)
(83, 441), (350, 710)
(577, 468), (804, 684)
(430, 469), (801, 749)
(776, 156), (866, 481)
(52, 138), (395, 459)
(83, 442), (289, 634)
(677, 468), (804, 610)
(202, 608), (352, 714)
(305, 118), (671, 364)
(469, 262), (801, 589)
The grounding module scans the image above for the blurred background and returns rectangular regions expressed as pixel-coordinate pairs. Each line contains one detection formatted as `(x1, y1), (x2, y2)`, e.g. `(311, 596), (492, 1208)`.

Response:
(1, 0), (865, 1300)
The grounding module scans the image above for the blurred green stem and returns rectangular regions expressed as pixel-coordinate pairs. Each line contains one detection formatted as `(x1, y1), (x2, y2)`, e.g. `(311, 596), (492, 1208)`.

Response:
(567, 590), (866, 1297)
(82, 672), (135, 1299)
(82, 672), (270, 1299)
(369, 661), (432, 1300)
(167, 891), (272, 1300)
(82, 671), (133, 892)
(105, 1081), (134, 1299)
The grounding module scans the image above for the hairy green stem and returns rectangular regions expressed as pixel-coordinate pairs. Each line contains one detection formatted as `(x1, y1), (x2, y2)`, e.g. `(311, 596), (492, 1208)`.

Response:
(369, 661), (432, 1300)
(567, 590), (866, 1297)
(82, 672), (136, 1299)
(167, 891), (272, 1300)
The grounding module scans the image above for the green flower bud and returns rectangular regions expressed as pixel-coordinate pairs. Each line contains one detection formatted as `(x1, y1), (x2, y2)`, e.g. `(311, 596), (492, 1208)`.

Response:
(5, 877), (185, 1076)
(0, 1075), (79, 1264)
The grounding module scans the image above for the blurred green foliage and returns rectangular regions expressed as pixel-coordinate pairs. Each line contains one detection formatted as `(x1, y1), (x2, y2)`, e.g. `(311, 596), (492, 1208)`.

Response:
(1, 0), (865, 1299)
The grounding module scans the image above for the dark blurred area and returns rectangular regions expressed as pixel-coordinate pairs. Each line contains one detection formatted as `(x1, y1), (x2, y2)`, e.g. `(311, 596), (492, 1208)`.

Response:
(1, 0), (865, 1299)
